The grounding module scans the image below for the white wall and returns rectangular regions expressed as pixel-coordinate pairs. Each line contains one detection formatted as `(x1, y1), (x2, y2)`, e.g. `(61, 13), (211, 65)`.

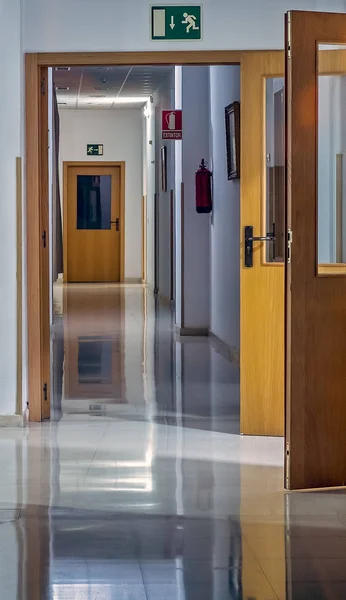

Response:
(175, 68), (183, 326)
(180, 67), (210, 330)
(59, 109), (143, 280)
(23, 0), (346, 53)
(209, 66), (241, 351)
(0, 0), (22, 415)
(154, 71), (175, 301)
(143, 100), (156, 289)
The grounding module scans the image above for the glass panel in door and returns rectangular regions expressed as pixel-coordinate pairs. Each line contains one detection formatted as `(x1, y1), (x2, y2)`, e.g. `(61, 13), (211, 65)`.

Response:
(318, 44), (346, 273)
(265, 77), (285, 263)
(77, 175), (112, 230)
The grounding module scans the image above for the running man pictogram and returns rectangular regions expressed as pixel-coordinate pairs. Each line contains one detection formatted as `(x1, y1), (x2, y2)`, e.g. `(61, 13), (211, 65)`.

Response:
(182, 12), (199, 33)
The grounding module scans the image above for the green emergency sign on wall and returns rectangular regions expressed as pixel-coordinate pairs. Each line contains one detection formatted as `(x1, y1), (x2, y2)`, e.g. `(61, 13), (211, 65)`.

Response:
(87, 144), (104, 156)
(151, 6), (202, 41)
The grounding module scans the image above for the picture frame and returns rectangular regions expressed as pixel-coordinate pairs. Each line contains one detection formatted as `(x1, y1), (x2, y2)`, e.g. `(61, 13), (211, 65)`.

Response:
(225, 101), (240, 180)
(161, 146), (167, 192)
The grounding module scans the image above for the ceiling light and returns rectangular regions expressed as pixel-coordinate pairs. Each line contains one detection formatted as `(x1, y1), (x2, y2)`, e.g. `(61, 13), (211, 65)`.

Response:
(96, 67), (118, 71)
(113, 96), (150, 104)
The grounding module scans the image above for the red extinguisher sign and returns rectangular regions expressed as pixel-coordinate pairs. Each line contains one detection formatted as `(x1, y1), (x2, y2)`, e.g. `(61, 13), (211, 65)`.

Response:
(162, 110), (183, 139)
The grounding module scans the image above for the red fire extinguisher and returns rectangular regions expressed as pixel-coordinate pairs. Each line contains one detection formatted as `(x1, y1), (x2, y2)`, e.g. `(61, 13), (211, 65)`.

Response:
(196, 159), (212, 214)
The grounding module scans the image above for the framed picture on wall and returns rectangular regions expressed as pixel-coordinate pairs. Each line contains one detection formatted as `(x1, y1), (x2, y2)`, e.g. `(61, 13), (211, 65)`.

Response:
(161, 146), (167, 192)
(225, 101), (240, 180)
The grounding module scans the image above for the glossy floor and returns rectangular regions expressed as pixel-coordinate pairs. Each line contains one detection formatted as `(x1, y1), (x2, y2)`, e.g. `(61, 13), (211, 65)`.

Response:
(1, 285), (346, 599)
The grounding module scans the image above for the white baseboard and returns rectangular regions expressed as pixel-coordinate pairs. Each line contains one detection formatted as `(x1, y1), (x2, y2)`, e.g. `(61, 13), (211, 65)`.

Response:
(209, 331), (240, 366)
(124, 278), (143, 284)
(158, 293), (172, 306)
(0, 414), (25, 427)
(175, 326), (209, 337)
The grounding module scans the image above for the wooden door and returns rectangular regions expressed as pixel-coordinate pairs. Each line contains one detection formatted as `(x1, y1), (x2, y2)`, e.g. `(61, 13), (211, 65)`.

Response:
(241, 52), (285, 436)
(286, 11), (346, 489)
(65, 164), (121, 282)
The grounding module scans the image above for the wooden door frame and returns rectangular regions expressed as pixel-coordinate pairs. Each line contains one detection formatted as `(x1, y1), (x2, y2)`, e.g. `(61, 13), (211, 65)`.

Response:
(26, 49), (248, 422)
(63, 160), (125, 283)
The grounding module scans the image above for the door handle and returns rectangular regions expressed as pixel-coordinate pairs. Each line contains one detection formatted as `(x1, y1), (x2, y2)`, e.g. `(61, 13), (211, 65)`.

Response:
(111, 219), (120, 231)
(244, 225), (275, 268)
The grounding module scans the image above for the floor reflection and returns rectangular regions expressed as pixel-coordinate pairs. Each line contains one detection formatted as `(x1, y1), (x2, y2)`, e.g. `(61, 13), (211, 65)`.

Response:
(2, 285), (346, 598)
(51, 284), (240, 430)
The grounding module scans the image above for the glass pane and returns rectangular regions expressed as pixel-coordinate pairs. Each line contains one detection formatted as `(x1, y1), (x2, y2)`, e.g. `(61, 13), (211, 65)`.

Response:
(78, 337), (112, 384)
(318, 44), (346, 269)
(265, 77), (285, 263)
(77, 175), (111, 230)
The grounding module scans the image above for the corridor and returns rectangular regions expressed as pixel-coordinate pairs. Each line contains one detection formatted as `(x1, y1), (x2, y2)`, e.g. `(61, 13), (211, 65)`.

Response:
(1, 285), (346, 599)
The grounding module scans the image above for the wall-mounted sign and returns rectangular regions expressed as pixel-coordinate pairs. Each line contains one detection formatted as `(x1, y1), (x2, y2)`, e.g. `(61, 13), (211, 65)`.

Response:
(151, 6), (201, 41)
(162, 110), (183, 140)
(87, 144), (104, 156)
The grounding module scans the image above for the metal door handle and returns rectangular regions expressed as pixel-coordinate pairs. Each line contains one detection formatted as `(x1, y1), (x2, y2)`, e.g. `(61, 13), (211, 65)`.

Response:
(244, 225), (275, 268)
(111, 219), (120, 231)
(247, 234), (275, 242)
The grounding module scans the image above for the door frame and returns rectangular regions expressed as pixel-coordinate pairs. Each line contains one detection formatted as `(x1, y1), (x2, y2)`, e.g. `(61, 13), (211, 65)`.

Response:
(26, 50), (245, 422)
(63, 160), (125, 283)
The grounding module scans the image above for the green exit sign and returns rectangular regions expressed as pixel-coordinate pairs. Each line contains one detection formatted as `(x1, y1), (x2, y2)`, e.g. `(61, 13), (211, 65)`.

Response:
(151, 6), (202, 41)
(87, 144), (104, 156)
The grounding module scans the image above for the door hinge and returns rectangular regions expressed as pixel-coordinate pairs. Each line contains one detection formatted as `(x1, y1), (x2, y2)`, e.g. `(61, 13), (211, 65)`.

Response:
(287, 12), (292, 60)
(286, 442), (290, 488)
(43, 383), (48, 401)
(41, 78), (46, 96)
(287, 228), (293, 264)
(42, 230), (47, 249)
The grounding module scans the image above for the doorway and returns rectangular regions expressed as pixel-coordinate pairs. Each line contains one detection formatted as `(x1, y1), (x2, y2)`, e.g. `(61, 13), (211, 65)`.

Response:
(25, 50), (285, 441)
(63, 162), (125, 283)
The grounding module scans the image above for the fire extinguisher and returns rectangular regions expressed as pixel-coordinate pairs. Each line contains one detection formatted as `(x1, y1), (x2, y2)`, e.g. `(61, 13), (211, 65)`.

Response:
(196, 159), (212, 214)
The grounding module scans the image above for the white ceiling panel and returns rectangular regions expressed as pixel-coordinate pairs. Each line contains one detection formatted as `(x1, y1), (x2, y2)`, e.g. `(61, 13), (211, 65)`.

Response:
(54, 65), (173, 109)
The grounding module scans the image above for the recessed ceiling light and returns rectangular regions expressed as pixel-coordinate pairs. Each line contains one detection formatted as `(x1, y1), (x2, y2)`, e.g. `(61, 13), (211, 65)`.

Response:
(96, 67), (118, 71)
(113, 96), (150, 104)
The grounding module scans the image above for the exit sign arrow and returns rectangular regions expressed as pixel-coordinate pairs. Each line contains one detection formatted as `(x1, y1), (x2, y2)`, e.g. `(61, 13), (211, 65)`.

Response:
(151, 6), (202, 41)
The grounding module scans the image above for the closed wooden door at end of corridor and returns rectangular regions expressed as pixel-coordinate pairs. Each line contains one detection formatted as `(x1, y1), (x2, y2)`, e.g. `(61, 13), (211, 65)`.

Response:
(64, 163), (124, 283)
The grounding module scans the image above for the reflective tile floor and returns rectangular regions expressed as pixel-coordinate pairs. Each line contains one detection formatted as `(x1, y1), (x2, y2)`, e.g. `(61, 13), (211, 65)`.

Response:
(1, 284), (346, 599)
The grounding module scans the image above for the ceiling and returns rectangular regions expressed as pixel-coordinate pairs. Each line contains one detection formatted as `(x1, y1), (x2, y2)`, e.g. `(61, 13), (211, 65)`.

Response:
(54, 65), (173, 109)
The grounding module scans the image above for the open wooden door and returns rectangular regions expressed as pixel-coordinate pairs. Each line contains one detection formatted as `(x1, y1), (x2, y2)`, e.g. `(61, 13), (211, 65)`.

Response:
(286, 11), (346, 489)
(241, 51), (285, 436)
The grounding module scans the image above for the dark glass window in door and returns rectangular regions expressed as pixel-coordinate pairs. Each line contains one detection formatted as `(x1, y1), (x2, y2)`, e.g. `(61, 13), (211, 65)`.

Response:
(77, 175), (112, 230)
